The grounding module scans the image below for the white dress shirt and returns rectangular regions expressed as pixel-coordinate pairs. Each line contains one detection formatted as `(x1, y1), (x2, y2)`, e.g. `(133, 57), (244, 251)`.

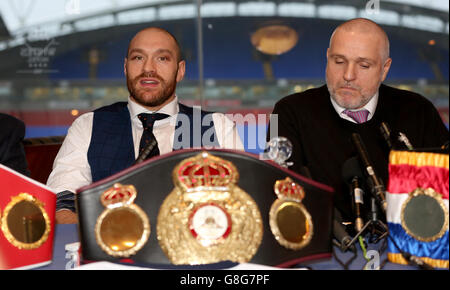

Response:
(47, 96), (244, 194)
(330, 93), (378, 123)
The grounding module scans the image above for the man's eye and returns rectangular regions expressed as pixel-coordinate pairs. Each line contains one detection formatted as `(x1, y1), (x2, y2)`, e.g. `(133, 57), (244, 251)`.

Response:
(131, 55), (143, 60)
(360, 63), (370, 68)
(158, 56), (169, 61)
(335, 60), (344, 64)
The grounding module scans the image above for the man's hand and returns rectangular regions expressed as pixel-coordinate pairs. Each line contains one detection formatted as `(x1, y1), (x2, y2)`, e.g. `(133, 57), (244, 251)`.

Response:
(55, 209), (78, 224)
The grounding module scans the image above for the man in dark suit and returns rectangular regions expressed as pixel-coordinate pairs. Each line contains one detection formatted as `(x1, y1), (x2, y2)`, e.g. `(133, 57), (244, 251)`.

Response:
(0, 113), (29, 176)
(269, 18), (448, 228)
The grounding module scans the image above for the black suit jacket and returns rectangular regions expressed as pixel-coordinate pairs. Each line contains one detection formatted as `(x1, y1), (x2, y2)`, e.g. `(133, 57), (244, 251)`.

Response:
(0, 113), (29, 176)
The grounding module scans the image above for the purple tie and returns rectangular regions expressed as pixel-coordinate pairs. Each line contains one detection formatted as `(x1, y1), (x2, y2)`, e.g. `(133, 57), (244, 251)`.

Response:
(343, 109), (369, 124)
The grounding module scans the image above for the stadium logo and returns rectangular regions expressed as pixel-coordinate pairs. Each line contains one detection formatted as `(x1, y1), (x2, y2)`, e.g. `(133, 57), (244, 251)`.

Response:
(18, 37), (59, 74)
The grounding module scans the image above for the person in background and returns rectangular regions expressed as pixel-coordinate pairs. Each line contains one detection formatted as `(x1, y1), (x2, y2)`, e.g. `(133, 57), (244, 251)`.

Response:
(0, 113), (29, 176)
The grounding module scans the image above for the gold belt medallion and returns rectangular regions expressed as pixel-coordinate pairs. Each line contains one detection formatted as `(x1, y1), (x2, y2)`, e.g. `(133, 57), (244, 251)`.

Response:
(95, 183), (150, 257)
(269, 177), (313, 250)
(157, 152), (263, 265)
(1, 193), (51, 250)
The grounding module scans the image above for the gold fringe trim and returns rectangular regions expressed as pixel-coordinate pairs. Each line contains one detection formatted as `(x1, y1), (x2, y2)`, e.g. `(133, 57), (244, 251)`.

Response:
(389, 150), (449, 170)
(388, 253), (449, 269)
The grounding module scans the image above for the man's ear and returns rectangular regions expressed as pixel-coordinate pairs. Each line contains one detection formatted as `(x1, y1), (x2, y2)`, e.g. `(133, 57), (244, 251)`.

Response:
(176, 60), (186, 83)
(124, 57), (128, 76)
(381, 57), (392, 82)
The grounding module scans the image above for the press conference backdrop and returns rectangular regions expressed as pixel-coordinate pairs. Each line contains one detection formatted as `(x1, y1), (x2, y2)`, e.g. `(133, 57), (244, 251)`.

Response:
(0, 0), (448, 154)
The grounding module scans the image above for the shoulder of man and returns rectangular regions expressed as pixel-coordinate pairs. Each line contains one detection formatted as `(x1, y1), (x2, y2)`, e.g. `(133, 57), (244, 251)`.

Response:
(379, 83), (435, 108)
(93, 101), (128, 113)
(0, 113), (25, 136)
(274, 84), (329, 110)
(178, 102), (216, 115)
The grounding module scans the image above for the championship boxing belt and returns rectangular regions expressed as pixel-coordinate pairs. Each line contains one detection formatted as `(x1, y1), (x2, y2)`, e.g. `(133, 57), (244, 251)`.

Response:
(0, 164), (56, 269)
(386, 150), (449, 269)
(76, 149), (334, 267)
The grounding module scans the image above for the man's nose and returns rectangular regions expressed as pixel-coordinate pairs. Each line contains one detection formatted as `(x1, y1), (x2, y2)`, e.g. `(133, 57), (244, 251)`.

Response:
(343, 63), (356, 82)
(143, 59), (156, 75)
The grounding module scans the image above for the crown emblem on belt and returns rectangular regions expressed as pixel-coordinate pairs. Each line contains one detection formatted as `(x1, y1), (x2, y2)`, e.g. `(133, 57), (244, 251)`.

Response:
(274, 176), (306, 202)
(174, 151), (238, 191)
(100, 183), (137, 207)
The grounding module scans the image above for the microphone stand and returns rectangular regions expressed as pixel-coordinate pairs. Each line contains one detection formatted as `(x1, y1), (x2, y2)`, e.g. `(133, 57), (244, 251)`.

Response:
(340, 197), (388, 253)
(332, 244), (357, 270)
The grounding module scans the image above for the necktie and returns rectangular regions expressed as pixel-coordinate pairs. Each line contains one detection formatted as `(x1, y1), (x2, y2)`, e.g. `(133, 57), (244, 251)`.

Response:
(343, 109), (369, 124)
(137, 113), (170, 160)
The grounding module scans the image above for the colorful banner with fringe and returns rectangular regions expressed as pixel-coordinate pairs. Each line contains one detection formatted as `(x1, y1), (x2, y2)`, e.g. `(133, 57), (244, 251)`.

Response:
(386, 151), (449, 269)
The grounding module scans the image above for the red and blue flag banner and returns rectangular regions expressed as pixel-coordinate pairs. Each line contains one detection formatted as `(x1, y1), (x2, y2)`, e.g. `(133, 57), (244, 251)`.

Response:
(386, 150), (449, 269)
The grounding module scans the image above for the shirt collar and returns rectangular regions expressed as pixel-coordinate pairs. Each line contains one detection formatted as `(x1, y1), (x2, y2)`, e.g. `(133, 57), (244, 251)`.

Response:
(128, 95), (179, 120)
(330, 91), (379, 122)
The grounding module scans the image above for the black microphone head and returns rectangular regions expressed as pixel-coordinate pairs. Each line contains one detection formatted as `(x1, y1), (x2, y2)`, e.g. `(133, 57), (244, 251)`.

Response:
(342, 156), (364, 183)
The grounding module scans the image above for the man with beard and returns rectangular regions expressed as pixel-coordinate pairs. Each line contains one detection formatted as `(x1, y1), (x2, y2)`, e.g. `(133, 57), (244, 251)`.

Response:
(48, 27), (243, 223)
(269, 18), (448, 230)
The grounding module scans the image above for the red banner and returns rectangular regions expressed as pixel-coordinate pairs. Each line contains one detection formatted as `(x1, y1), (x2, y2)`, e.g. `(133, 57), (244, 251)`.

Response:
(0, 164), (56, 269)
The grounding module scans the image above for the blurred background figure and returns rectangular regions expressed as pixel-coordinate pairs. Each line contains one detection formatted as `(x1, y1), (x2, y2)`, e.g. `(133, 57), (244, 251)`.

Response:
(0, 112), (29, 175)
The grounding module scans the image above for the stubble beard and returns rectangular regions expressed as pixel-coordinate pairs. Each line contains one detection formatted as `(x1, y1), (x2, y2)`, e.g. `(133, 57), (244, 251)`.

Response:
(127, 72), (177, 108)
(326, 78), (372, 110)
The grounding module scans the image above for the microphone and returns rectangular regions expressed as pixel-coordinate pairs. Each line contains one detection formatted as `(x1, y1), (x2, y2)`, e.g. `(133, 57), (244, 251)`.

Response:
(333, 208), (355, 252)
(379, 122), (393, 150)
(134, 139), (158, 164)
(351, 133), (387, 214)
(398, 132), (414, 150)
(387, 235), (434, 270)
(442, 141), (449, 151)
(342, 157), (365, 232)
(379, 121), (415, 150)
(403, 253), (434, 270)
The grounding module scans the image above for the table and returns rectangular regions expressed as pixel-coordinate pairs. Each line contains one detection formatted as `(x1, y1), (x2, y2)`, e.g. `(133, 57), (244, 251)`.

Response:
(35, 224), (420, 270)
